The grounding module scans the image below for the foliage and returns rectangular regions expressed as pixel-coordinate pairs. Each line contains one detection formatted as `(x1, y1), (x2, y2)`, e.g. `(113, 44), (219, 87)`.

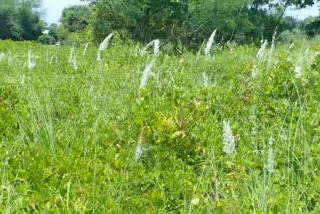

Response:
(0, 39), (320, 212)
(305, 18), (320, 37)
(60, 5), (92, 33)
(37, 34), (56, 45)
(278, 29), (308, 42)
(89, 0), (319, 49)
(0, 0), (44, 41)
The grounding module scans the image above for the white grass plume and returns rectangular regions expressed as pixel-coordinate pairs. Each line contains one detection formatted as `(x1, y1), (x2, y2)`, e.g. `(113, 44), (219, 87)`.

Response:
(141, 39), (161, 56)
(21, 74), (25, 85)
(68, 46), (78, 70)
(0, 53), (5, 63)
(203, 72), (208, 87)
(139, 58), (156, 89)
(196, 48), (201, 62)
(270, 27), (277, 54)
(50, 55), (55, 64)
(135, 132), (144, 162)
(266, 136), (274, 174)
(28, 49), (36, 69)
(83, 42), (90, 56)
(252, 68), (257, 78)
(97, 33), (113, 61)
(222, 120), (235, 155)
(257, 40), (267, 60)
(97, 51), (102, 62)
(153, 39), (160, 56)
(73, 59), (78, 70)
(289, 42), (294, 49)
(204, 29), (217, 58)
(69, 46), (75, 64)
(294, 66), (302, 78)
(99, 33), (113, 51)
(8, 51), (11, 66)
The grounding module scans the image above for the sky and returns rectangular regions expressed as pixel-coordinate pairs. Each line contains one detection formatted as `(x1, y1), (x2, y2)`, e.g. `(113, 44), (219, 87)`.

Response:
(41, 0), (319, 25)
(286, 4), (320, 20)
(41, 0), (88, 24)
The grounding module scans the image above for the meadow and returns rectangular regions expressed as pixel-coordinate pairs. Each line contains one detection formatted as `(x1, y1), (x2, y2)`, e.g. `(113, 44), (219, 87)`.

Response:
(0, 39), (320, 213)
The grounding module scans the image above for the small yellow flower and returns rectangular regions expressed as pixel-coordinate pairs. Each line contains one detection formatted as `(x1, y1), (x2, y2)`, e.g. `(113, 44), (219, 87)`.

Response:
(216, 201), (223, 207)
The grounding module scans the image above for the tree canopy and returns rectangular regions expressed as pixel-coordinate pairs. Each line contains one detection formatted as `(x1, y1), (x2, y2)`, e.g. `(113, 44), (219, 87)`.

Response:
(0, 0), (44, 41)
(0, 0), (319, 48)
(88, 0), (320, 48)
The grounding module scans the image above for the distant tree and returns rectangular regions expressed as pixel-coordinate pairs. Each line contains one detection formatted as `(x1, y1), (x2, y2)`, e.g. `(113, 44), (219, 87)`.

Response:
(304, 17), (320, 37)
(17, 1), (45, 40)
(38, 34), (56, 44)
(0, 8), (16, 39)
(0, 0), (44, 41)
(91, 0), (188, 44)
(60, 5), (91, 33)
(47, 23), (69, 44)
(88, 0), (319, 49)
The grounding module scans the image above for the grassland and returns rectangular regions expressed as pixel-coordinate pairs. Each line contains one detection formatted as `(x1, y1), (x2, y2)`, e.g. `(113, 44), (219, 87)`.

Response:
(0, 40), (320, 213)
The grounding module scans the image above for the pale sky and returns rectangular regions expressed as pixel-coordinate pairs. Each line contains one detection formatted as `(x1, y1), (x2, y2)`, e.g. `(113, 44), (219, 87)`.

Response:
(41, 0), (319, 24)
(41, 0), (88, 24)
(286, 4), (319, 20)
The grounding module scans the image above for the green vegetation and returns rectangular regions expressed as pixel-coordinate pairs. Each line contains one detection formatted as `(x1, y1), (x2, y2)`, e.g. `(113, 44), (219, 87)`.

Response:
(1, 0), (319, 49)
(42, 5), (92, 45)
(0, 39), (319, 213)
(89, 0), (320, 48)
(0, 0), (44, 41)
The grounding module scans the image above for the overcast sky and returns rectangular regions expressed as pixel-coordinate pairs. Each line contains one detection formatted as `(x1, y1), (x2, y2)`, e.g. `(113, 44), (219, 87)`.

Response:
(41, 0), (88, 24)
(41, 0), (319, 24)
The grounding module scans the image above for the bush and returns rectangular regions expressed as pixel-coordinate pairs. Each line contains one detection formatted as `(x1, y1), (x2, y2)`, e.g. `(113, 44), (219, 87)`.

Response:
(278, 29), (307, 43)
(37, 34), (56, 45)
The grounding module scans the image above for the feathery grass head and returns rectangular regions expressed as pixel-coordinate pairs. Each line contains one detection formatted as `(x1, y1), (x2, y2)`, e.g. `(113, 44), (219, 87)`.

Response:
(97, 33), (113, 61)
(267, 136), (275, 174)
(204, 29), (217, 58)
(154, 39), (160, 56)
(135, 133), (144, 162)
(270, 27), (277, 53)
(294, 66), (302, 78)
(28, 49), (36, 69)
(83, 42), (90, 56)
(7, 51), (11, 66)
(99, 33), (113, 52)
(21, 74), (25, 85)
(69, 46), (75, 64)
(222, 120), (235, 155)
(50, 55), (55, 64)
(257, 40), (267, 60)
(139, 58), (156, 89)
(0, 53), (5, 63)
(141, 39), (160, 56)
(252, 68), (257, 78)
(289, 42), (294, 49)
(203, 72), (208, 87)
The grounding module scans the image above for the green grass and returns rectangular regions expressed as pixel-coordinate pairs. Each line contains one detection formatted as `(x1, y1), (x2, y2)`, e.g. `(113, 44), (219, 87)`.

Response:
(0, 40), (320, 213)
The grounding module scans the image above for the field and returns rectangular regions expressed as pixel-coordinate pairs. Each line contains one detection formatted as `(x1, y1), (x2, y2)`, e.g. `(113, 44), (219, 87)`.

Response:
(0, 40), (320, 213)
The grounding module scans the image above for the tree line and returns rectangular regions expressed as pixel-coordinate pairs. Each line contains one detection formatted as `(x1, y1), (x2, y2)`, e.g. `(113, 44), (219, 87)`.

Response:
(0, 0), (319, 49)
(0, 0), (44, 41)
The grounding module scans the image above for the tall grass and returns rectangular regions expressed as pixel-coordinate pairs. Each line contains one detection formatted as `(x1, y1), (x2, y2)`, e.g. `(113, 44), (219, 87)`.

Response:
(0, 39), (319, 213)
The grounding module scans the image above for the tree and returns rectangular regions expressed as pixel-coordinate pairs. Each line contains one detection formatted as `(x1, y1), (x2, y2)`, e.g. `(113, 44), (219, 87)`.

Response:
(91, 0), (188, 44)
(0, 0), (44, 41)
(60, 5), (91, 33)
(17, 1), (45, 40)
(304, 16), (320, 37)
(89, 0), (319, 49)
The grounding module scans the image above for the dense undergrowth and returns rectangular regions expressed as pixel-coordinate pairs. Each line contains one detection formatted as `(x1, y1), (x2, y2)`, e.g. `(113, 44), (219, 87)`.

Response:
(0, 40), (320, 213)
